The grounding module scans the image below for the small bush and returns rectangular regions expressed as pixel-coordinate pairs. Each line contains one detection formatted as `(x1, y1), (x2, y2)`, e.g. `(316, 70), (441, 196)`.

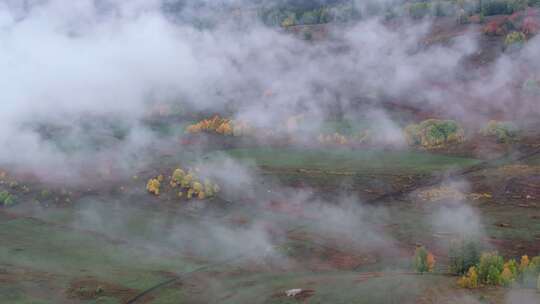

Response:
(146, 177), (162, 196)
(504, 31), (527, 49)
(281, 14), (296, 27)
(0, 191), (15, 206)
(458, 266), (479, 288)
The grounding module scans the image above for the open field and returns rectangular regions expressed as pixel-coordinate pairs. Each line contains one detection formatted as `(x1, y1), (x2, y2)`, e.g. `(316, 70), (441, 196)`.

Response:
(1, 143), (539, 303)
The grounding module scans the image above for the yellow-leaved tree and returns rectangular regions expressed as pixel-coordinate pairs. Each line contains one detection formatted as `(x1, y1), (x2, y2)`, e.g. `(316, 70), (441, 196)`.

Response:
(458, 266), (479, 289)
(146, 178), (161, 196)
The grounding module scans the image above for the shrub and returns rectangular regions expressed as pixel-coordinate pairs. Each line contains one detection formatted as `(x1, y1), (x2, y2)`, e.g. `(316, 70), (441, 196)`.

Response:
(481, 120), (519, 142)
(504, 31), (526, 49)
(404, 119), (465, 149)
(281, 14), (296, 27)
(146, 177), (161, 196)
(0, 190), (15, 206)
(458, 266), (479, 288)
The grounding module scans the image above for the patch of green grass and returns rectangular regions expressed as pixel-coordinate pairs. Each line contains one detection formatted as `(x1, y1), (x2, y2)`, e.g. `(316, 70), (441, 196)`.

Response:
(0, 284), (57, 304)
(208, 148), (480, 174)
(0, 216), (202, 291)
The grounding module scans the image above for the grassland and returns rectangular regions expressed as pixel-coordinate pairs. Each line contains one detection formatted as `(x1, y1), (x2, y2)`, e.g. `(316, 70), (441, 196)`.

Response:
(1, 143), (539, 303)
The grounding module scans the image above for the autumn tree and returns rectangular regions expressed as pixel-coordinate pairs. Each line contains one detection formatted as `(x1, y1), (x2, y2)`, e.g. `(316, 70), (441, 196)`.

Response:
(146, 178), (161, 196)
(414, 246), (435, 273)
(458, 266), (479, 289)
(519, 255), (530, 273)
(500, 262), (517, 286)
(170, 168), (186, 187)
(504, 31), (526, 51)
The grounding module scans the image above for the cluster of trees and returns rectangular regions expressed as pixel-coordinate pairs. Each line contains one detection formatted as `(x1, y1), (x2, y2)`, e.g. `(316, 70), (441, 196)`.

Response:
(257, 0), (539, 27)
(414, 246), (437, 273)
(0, 170), (27, 207)
(447, 239), (540, 290)
(258, 2), (359, 27)
(411, 0), (538, 20)
(404, 119), (465, 149)
(146, 167), (220, 201)
(405, 118), (523, 149)
(186, 116), (253, 137)
(482, 7), (539, 42)
(457, 252), (540, 288)
(480, 120), (519, 142)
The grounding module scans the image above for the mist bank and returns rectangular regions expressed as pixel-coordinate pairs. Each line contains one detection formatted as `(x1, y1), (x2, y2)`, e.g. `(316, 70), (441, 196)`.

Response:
(1, 0), (539, 182)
